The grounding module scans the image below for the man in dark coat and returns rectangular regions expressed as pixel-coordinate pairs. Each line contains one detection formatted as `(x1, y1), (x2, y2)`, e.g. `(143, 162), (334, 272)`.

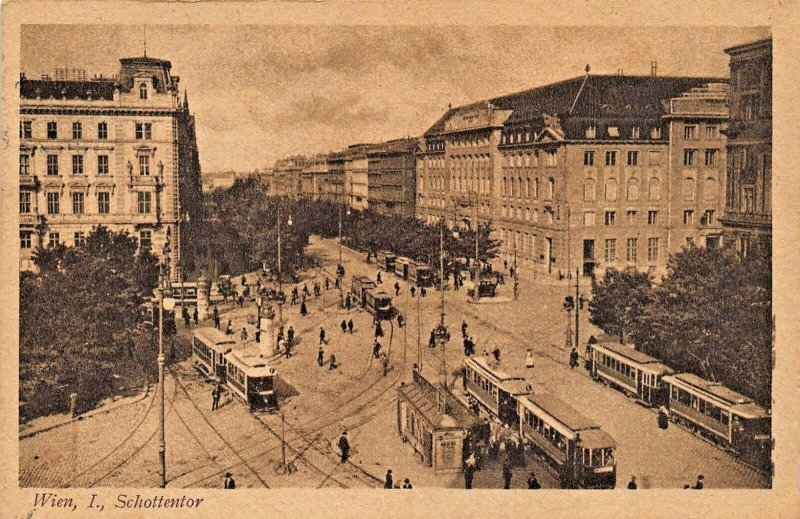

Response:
(193, 306), (199, 325)
(348, 319), (354, 334)
(341, 320), (347, 333)
(384, 469), (393, 489)
(338, 432), (350, 463)
(464, 463), (475, 489)
(300, 301), (308, 316)
(394, 282), (401, 296)
(213, 307), (220, 329)
(527, 472), (541, 489)
(502, 458), (513, 489)
(318, 346), (325, 367)
(429, 330), (436, 349)
(375, 320), (384, 338)
(627, 476), (638, 489)
(319, 327), (327, 345)
(224, 472), (236, 489)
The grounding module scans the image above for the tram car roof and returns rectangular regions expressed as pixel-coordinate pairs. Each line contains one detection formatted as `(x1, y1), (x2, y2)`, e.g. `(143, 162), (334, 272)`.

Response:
(593, 338), (673, 373)
(225, 347), (277, 378)
(467, 357), (532, 396)
(662, 373), (769, 419)
(368, 289), (391, 298)
(519, 394), (616, 449)
(194, 327), (237, 349)
(377, 250), (395, 257)
(353, 275), (374, 283)
(395, 256), (413, 264)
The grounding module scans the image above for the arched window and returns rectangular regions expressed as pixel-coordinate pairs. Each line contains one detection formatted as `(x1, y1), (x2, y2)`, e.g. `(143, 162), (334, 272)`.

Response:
(605, 178), (618, 201)
(139, 83), (148, 100)
(704, 177), (717, 200)
(533, 178), (539, 199)
(547, 178), (555, 199)
(627, 178), (640, 200)
(584, 179), (596, 201)
(683, 177), (696, 202)
(649, 177), (661, 200)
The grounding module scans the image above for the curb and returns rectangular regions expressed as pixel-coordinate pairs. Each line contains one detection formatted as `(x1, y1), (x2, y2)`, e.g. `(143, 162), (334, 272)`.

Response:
(19, 384), (152, 440)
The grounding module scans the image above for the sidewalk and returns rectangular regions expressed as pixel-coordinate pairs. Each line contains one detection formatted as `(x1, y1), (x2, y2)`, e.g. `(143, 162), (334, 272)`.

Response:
(19, 384), (152, 440)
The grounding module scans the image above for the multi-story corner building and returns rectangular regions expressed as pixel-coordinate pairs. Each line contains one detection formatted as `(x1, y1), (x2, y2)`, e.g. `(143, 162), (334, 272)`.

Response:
(18, 56), (202, 279)
(416, 72), (724, 278)
(344, 143), (376, 211)
(367, 138), (418, 217)
(720, 37), (772, 253)
(323, 151), (346, 204)
(300, 153), (329, 201)
(271, 155), (306, 197)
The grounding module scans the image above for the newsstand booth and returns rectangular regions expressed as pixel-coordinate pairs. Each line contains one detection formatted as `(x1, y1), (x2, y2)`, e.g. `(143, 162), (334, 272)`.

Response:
(397, 369), (480, 473)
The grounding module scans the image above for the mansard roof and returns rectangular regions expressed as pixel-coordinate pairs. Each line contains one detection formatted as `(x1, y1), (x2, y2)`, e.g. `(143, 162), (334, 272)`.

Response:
(20, 78), (116, 101)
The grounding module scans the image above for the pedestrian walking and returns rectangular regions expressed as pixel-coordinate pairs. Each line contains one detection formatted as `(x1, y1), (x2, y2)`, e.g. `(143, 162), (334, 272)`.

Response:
(375, 320), (384, 338)
(224, 472), (236, 489)
(329, 353), (338, 370)
(213, 307), (220, 330)
(397, 313), (404, 328)
(225, 320), (233, 335)
(376, 271), (382, 284)
(241, 327), (248, 341)
(461, 319), (468, 338)
(503, 259), (508, 271)
(300, 301), (308, 316)
(193, 306), (199, 325)
(320, 327), (328, 345)
(182, 306), (190, 327)
(420, 287), (427, 297)
(525, 349), (535, 369)
(410, 286), (416, 298)
(464, 462), (475, 489)
(402, 478), (412, 489)
(335, 277), (340, 289)
(238, 294), (244, 308)
(287, 326), (295, 346)
(211, 384), (221, 411)
(569, 347), (579, 369)
(429, 330), (436, 349)
(394, 282), (400, 296)
(384, 469), (393, 489)
(510, 266), (515, 279)
(348, 319), (354, 334)
(318, 346), (325, 367)
(255, 328), (261, 343)
(325, 278), (330, 290)
(527, 472), (541, 489)
(492, 347), (501, 363)
(692, 475), (704, 489)
(338, 432), (350, 463)
(373, 340), (382, 359)
(502, 458), (513, 489)
(627, 476), (638, 489)
(341, 320), (347, 333)
(658, 405), (670, 429)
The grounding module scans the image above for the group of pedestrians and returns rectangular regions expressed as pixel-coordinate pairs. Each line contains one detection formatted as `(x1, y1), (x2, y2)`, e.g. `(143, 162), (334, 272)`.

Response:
(627, 474), (705, 489)
(384, 469), (413, 489)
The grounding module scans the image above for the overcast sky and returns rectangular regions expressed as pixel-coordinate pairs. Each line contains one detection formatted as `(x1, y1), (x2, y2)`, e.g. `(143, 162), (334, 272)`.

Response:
(21, 25), (769, 173)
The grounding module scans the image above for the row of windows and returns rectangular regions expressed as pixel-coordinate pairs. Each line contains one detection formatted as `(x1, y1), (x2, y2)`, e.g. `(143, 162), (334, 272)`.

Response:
(20, 230), (90, 249)
(502, 177), (554, 199)
(598, 237), (660, 262)
(683, 149), (720, 167)
(522, 409), (567, 453)
(670, 386), (731, 427)
(583, 176), (716, 203)
(20, 154), (152, 176)
(23, 191), (153, 215)
(466, 367), (499, 402)
(683, 124), (719, 140)
(583, 208), (714, 228)
(20, 121), (153, 140)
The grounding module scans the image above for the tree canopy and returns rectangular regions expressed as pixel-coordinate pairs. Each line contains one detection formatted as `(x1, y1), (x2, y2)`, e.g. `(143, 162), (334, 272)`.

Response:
(20, 226), (159, 419)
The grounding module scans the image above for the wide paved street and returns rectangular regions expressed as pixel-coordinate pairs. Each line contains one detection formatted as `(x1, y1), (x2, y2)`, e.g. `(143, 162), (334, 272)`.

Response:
(19, 236), (768, 489)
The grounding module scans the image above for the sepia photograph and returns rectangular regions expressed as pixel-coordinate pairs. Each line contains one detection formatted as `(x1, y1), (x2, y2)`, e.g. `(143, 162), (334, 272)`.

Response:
(2, 2), (798, 518)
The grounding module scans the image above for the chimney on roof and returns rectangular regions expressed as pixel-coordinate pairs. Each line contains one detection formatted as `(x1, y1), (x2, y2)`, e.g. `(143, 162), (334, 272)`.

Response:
(650, 61), (658, 77)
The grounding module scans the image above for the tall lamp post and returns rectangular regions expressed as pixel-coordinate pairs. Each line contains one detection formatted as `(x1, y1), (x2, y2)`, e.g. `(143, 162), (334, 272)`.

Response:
(338, 204), (350, 308)
(157, 229), (176, 488)
(432, 221), (456, 402)
(275, 201), (292, 329)
(179, 211), (190, 312)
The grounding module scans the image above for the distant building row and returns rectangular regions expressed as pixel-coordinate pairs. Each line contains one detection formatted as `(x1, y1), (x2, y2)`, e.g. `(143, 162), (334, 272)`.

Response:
(268, 37), (772, 278)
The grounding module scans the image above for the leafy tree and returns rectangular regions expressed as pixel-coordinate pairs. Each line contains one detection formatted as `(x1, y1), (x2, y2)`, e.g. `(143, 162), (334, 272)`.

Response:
(20, 226), (159, 419)
(589, 269), (654, 343)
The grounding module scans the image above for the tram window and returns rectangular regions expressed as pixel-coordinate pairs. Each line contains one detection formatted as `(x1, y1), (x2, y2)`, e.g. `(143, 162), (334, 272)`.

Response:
(691, 395), (699, 410)
(604, 448), (614, 465)
(583, 450), (591, 466)
(592, 449), (602, 467)
(720, 410), (729, 426)
(698, 400), (706, 414)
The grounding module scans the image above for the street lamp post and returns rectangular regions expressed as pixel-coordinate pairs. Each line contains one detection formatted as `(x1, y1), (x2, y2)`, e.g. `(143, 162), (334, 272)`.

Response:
(157, 231), (175, 488)
(275, 202), (292, 332)
(338, 204), (350, 308)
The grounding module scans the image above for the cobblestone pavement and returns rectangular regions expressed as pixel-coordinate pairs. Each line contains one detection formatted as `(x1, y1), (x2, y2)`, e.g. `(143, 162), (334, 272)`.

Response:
(19, 236), (768, 489)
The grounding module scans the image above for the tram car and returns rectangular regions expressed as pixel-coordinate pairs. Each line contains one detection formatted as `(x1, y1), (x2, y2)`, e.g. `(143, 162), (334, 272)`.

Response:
(192, 327), (236, 382)
(137, 299), (176, 331)
(351, 275), (377, 307)
(518, 394), (617, 489)
(394, 257), (413, 280)
(225, 348), (277, 409)
(376, 250), (397, 272)
(364, 289), (393, 319)
(585, 336), (674, 405)
(409, 261), (433, 287)
(662, 373), (771, 471)
(463, 356), (532, 427)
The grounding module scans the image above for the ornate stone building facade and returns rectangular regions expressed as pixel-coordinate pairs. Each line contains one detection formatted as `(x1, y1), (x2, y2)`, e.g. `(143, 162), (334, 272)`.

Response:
(18, 56), (202, 280)
(720, 37), (772, 253)
(367, 138), (418, 217)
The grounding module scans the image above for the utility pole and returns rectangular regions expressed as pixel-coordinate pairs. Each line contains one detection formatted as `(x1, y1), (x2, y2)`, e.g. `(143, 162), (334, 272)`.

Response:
(157, 265), (166, 489)
(473, 191), (479, 302)
(276, 203), (283, 329)
(575, 268), (580, 350)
